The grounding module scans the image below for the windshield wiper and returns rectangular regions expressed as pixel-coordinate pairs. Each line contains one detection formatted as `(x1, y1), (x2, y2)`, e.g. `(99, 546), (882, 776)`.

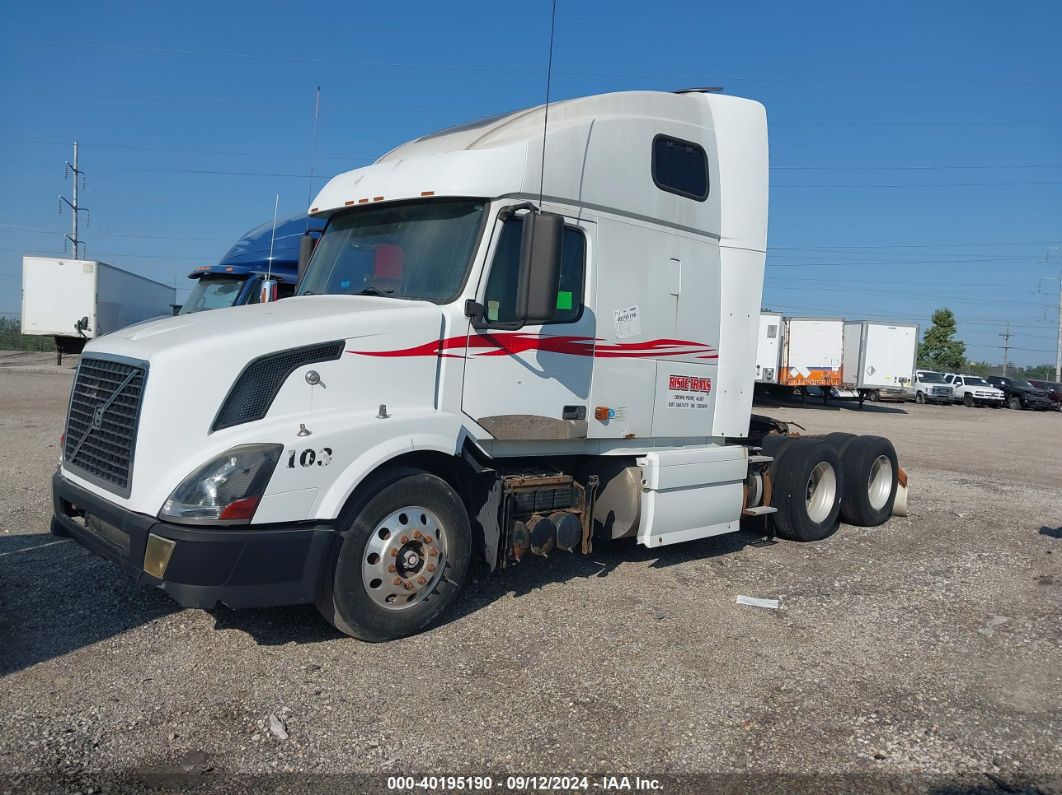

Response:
(357, 286), (395, 297)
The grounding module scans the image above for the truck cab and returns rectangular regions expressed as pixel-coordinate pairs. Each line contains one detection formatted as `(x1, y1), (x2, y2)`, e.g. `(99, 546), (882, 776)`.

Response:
(179, 215), (325, 314)
(51, 90), (903, 641)
(943, 373), (1004, 407)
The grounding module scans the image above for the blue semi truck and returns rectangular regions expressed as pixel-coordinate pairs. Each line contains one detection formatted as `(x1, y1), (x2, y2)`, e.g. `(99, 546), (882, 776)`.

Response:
(179, 214), (325, 314)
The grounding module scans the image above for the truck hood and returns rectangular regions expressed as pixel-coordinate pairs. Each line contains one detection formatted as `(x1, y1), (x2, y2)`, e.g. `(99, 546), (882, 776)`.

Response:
(71, 295), (452, 514)
(86, 295), (423, 360)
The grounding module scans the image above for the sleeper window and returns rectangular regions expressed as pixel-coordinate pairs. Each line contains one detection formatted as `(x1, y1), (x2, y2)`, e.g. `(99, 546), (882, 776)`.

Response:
(652, 134), (709, 201)
(483, 218), (586, 325)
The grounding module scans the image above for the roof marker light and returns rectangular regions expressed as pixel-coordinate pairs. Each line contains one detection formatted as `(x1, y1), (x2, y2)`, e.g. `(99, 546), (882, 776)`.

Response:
(373, 196), (384, 202)
(344, 200), (356, 206)
(358, 198), (370, 204)
(421, 191), (435, 197)
(310, 207), (318, 213)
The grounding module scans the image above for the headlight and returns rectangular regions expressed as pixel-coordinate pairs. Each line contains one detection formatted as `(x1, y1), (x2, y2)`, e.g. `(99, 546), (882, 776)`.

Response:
(160, 444), (282, 524)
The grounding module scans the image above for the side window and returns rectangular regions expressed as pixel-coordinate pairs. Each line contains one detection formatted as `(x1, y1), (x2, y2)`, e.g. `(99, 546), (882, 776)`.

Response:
(483, 217), (586, 325)
(652, 134), (709, 201)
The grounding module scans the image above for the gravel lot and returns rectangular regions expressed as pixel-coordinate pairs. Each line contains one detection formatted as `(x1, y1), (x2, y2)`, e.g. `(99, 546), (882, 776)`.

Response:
(1, 355), (1060, 793)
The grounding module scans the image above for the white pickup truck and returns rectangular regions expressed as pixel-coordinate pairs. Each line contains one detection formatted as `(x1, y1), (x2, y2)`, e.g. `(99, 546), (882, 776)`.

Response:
(944, 374), (1005, 407)
(50, 90), (906, 641)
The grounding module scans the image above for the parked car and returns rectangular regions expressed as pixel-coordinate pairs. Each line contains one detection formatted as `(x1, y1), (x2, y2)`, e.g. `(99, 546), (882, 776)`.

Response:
(907, 370), (955, 405)
(1027, 379), (1062, 411)
(985, 376), (1054, 411)
(943, 374), (1005, 407)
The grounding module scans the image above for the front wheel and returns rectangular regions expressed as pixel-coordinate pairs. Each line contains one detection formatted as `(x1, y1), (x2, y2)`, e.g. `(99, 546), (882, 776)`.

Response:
(318, 470), (471, 641)
(1008, 396), (1022, 410)
(915, 391), (926, 405)
(963, 393), (974, 407)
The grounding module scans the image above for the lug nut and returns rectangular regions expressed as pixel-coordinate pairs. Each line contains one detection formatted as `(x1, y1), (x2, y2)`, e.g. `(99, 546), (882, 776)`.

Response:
(413, 530), (422, 539)
(400, 535), (409, 544)
(389, 548), (398, 557)
(388, 564), (396, 573)
(423, 536), (434, 544)
(416, 576), (426, 585)
(429, 548), (439, 557)
(404, 582), (413, 591)
(393, 577), (402, 586)
(426, 563), (436, 572)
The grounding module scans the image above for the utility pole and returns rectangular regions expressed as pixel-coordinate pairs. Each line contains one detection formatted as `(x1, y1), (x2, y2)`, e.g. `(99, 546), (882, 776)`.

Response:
(999, 322), (1013, 376)
(59, 141), (88, 258)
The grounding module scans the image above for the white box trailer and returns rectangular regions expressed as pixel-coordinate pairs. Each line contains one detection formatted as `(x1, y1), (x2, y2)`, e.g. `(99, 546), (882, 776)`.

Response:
(754, 311), (783, 383)
(842, 321), (918, 401)
(50, 90), (906, 642)
(21, 256), (176, 363)
(779, 317), (845, 389)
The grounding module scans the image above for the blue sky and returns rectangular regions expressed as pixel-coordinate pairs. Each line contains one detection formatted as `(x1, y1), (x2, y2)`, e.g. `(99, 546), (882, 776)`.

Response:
(1, 0), (1059, 365)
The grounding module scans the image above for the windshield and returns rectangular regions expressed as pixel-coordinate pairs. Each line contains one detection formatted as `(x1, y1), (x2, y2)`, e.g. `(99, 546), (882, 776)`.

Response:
(1011, 379), (1035, 390)
(298, 200), (486, 302)
(919, 372), (945, 383)
(180, 275), (247, 314)
(964, 376), (989, 387)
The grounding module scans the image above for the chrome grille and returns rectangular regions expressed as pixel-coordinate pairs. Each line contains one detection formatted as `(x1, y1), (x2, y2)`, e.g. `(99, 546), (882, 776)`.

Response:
(64, 356), (147, 496)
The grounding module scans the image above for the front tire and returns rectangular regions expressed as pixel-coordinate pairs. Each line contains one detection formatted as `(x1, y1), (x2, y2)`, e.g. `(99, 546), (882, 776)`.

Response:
(1008, 396), (1022, 410)
(963, 393), (974, 407)
(770, 439), (844, 542)
(318, 471), (471, 641)
(915, 391), (926, 405)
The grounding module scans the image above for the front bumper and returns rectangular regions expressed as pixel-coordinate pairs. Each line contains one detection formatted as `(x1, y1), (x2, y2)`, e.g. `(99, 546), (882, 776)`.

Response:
(51, 471), (336, 609)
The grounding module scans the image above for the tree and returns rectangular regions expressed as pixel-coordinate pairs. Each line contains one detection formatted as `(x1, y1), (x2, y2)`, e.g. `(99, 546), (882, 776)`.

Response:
(917, 308), (966, 372)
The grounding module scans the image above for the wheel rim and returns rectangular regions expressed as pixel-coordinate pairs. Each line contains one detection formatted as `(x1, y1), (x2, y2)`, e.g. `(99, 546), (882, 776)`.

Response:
(805, 461), (837, 524)
(916, 392), (925, 404)
(362, 505), (447, 610)
(867, 454), (893, 511)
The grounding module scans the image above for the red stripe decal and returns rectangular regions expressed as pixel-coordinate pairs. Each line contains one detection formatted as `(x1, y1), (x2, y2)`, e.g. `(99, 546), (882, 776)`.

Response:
(349, 333), (717, 360)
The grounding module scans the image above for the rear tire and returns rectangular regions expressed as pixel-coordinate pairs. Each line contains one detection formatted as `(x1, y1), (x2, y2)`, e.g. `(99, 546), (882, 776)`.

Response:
(1008, 396), (1022, 410)
(770, 439), (843, 542)
(837, 436), (898, 527)
(317, 470), (471, 641)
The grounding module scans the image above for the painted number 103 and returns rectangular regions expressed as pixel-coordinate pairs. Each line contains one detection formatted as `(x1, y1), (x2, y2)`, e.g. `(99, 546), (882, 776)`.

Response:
(287, 447), (333, 468)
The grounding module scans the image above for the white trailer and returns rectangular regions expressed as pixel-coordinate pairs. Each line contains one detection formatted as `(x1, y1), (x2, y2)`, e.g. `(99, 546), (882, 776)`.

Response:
(50, 90), (905, 642)
(842, 321), (918, 404)
(21, 257), (176, 363)
(754, 311), (783, 383)
(779, 317), (845, 402)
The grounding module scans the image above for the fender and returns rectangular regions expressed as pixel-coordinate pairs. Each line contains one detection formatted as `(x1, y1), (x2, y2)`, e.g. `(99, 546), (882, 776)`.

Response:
(311, 410), (482, 520)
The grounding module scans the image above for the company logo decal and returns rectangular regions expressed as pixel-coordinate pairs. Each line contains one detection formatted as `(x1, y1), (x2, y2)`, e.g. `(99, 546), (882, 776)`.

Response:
(349, 334), (718, 360)
(667, 374), (712, 410)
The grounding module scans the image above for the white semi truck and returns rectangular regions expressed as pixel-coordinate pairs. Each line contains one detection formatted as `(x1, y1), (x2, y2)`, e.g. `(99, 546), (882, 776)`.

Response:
(51, 91), (904, 641)
(21, 256), (176, 364)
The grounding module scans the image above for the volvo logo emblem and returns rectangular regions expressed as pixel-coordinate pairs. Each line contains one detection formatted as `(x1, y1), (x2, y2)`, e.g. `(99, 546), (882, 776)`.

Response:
(91, 406), (105, 430)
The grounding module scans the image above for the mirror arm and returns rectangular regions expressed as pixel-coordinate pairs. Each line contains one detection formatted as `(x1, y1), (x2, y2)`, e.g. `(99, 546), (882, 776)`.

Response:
(464, 299), (489, 329)
(498, 201), (539, 221)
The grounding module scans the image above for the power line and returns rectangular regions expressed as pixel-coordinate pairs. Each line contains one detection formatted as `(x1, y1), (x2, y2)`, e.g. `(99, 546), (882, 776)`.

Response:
(25, 38), (1062, 87)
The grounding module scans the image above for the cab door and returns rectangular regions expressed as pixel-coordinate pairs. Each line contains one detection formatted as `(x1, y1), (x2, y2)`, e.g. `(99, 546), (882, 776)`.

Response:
(461, 214), (596, 440)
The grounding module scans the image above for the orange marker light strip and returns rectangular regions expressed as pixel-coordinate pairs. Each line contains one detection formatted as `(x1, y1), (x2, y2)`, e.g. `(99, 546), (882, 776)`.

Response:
(421, 191), (435, 197)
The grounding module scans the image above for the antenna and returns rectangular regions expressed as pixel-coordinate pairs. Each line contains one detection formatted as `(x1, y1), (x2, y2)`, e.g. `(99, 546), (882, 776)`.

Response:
(538, 0), (558, 209)
(266, 193), (280, 284)
(306, 86), (321, 226)
(59, 141), (89, 258)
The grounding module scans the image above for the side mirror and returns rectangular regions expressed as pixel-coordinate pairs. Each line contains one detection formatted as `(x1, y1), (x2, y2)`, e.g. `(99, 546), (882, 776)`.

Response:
(259, 279), (278, 304)
(297, 234), (317, 285)
(515, 211), (563, 325)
